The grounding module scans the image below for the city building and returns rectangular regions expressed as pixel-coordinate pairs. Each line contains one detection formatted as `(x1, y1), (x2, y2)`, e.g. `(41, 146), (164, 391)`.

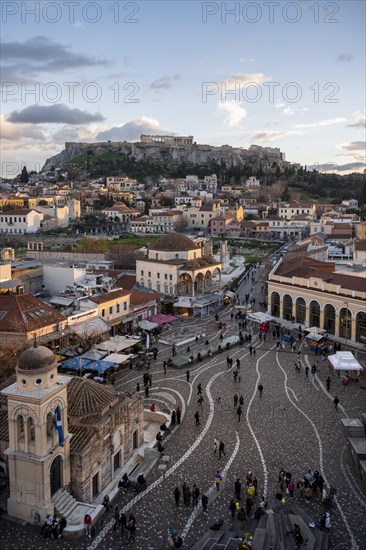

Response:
(136, 233), (221, 297)
(268, 253), (366, 344)
(0, 208), (43, 235)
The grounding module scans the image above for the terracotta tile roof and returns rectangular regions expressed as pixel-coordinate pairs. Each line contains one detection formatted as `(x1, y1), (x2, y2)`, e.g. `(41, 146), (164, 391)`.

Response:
(69, 424), (98, 453)
(89, 289), (130, 305)
(130, 291), (158, 306)
(0, 208), (33, 216)
(355, 240), (366, 251)
(0, 294), (66, 333)
(114, 274), (136, 290)
(149, 232), (200, 251)
(67, 377), (118, 417)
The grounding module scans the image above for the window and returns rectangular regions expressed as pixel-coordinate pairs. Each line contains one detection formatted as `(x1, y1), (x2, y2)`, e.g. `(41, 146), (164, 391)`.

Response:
(148, 272), (151, 277)
(169, 274), (172, 281)
(123, 301), (127, 311)
(141, 270), (144, 276)
(156, 253), (158, 259)
(165, 274), (168, 280)
(109, 306), (113, 314)
(101, 308), (105, 317)
(116, 303), (120, 313)
(23, 217), (26, 222)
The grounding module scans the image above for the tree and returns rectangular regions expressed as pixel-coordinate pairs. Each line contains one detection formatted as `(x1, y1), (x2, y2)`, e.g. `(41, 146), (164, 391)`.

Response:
(20, 166), (29, 183)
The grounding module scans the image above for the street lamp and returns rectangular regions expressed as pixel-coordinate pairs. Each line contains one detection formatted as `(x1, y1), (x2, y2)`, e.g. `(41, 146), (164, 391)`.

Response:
(158, 455), (170, 550)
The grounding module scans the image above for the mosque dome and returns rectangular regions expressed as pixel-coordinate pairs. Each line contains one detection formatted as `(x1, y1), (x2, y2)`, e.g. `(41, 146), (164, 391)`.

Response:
(17, 345), (57, 374)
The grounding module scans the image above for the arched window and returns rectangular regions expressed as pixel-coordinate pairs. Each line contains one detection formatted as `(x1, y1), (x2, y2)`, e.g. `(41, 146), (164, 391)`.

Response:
(27, 417), (35, 442)
(339, 308), (352, 339)
(283, 294), (293, 321)
(164, 283), (168, 294)
(148, 279), (152, 290)
(157, 283), (161, 293)
(140, 278), (144, 287)
(175, 254), (179, 260)
(46, 412), (54, 440)
(309, 301), (320, 327)
(356, 312), (366, 344)
(271, 292), (280, 317)
(169, 285), (173, 295)
(323, 304), (335, 334)
(296, 297), (306, 324)
(17, 415), (24, 440)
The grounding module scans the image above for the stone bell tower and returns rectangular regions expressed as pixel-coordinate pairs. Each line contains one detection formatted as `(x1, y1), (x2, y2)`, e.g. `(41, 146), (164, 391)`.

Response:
(1, 344), (71, 523)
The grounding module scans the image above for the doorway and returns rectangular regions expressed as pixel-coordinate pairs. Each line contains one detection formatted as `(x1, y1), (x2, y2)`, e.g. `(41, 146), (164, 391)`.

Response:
(92, 472), (99, 498)
(50, 455), (62, 496)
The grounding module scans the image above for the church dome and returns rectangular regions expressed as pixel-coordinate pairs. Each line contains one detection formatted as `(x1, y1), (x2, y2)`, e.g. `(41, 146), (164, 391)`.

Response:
(17, 345), (57, 373)
(67, 377), (117, 417)
(150, 232), (200, 252)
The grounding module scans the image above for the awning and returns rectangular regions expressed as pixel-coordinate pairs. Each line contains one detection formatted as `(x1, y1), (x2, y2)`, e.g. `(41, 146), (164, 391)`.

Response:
(71, 317), (110, 338)
(328, 351), (363, 371)
(138, 320), (158, 331)
(149, 313), (177, 325)
(80, 349), (106, 361)
(96, 335), (141, 353)
(174, 297), (193, 309)
(85, 360), (115, 372)
(306, 333), (324, 342)
(247, 312), (273, 323)
(104, 353), (134, 364)
(224, 290), (236, 298)
(304, 326), (324, 335)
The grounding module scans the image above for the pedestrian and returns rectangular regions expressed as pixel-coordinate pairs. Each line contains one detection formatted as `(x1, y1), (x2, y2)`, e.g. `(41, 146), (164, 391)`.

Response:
(325, 511), (331, 533)
(144, 385), (149, 398)
(136, 382), (140, 393)
(288, 480), (295, 497)
(234, 478), (242, 500)
(148, 373), (152, 387)
(197, 383), (202, 395)
(219, 440), (225, 459)
(226, 356), (230, 368)
(127, 516), (136, 542)
(258, 384), (263, 398)
(214, 470), (223, 491)
(186, 369), (190, 382)
(234, 394), (238, 408)
(113, 506), (119, 531)
(229, 499), (237, 518)
(305, 366), (309, 377)
(171, 409), (176, 425)
(236, 358), (241, 370)
(326, 376), (331, 392)
(163, 360), (167, 374)
(246, 496), (253, 516)
(192, 484), (200, 507)
(334, 396), (339, 410)
(194, 411), (200, 426)
(239, 395), (244, 406)
(202, 493), (209, 514)
(120, 512), (127, 534)
(182, 483), (190, 507)
(216, 396), (222, 412)
(174, 486), (181, 508)
(213, 437), (219, 454)
(237, 405), (242, 422)
(176, 406), (181, 425)
(84, 514), (92, 539)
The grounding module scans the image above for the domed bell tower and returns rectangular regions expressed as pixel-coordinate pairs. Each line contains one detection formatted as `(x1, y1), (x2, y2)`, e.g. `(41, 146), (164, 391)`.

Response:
(1, 344), (72, 523)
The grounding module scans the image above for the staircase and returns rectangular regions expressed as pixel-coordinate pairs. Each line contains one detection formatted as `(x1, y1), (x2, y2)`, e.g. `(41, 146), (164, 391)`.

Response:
(52, 489), (98, 526)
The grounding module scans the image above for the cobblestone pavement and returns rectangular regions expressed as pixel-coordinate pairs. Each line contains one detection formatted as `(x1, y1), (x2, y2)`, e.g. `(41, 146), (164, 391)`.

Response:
(1, 264), (366, 549)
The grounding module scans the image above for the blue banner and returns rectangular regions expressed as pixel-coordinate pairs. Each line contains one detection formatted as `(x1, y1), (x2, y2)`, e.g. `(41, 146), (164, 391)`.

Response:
(54, 406), (64, 447)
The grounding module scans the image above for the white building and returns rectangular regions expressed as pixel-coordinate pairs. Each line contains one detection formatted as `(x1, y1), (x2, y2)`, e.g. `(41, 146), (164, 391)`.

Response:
(0, 208), (43, 235)
(246, 176), (260, 187)
(43, 265), (86, 294)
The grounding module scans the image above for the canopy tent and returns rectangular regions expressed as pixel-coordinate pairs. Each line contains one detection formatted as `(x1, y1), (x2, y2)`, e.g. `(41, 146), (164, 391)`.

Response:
(71, 317), (110, 338)
(149, 313), (177, 325)
(305, 326), (325, 335)
(96, 335), (140, 353)
(138, 320), (158, 331)
(306, 332), (324, 342)
(80, 348), (106, 361)
(174, 297), (193, 309)
(247, 311), (273, 323)
(328, 351), (363, 371)
(104, 353), (134, 364)
(84, 360), (115, 372)
(60, 357), (91, 369)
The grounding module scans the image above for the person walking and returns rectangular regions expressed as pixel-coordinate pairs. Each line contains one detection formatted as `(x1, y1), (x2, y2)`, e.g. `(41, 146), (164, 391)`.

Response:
(192, 484), (200, 507)
(182, 483), (190, 507)
(233, 394), (238, 408)
(229, 499), (237, 518)
(326, 377), (331, 392)
(186, 370), (190, 382)
(119, 512), (127, 535)
(113, 506), (119, 531)
(258, 384), (263, 398)
(163, 361), (167, 374)
(219, 440), (226, 459)
(237, 405), (242, 422)
(234, 478), (242, 500)
(325, 511), (331, 533)
(216, 397), (223, 412)
(194, 411), (200, 426)
(305, 366), (309, 377)
(202, 493), (209, 514)
(197, 383), (203, 395)
(213, 437), (219, 454)
(176, 406), (181, 425)
(173, 486), (181, 508)
(334, 396), (339, 410)
(144, 385), (149, 398)
(214, 470), (223, 491)
(239, 395), (244, 406)
(84, 514), (92, 539)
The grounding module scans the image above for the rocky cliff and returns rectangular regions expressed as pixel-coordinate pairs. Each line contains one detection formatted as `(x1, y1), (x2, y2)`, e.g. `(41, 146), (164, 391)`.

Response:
(42, 141), (288, 175)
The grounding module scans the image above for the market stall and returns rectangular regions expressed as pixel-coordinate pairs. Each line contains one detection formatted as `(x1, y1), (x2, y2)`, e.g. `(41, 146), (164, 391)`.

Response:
(328, 351), (363, 383)
(305, 332), (325, 352)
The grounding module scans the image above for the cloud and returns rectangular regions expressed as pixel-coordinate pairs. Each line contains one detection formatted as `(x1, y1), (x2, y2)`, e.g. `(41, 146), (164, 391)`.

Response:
(150, 74), (180, 91)
(334, 162), (365, 172)
(338, 141), (366, 151)
(347, 112), (366, 128)
(295, 117), (347, 129)
(96, 117), (174, 141)
(239, 58), (255, 62)
(337, 53), (353, 62)
(251, 130), (303, 142)
(217, 101), (247, 127)
(1, 36), (107, 78)
(283, 107), (297, 116)
(224, 72), (270, 87)
(7, 104), (105, 125)
(0, 116), (46, 142)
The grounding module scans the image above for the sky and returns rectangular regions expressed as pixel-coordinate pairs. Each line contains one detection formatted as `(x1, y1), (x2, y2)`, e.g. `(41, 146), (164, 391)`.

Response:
(1, 0), (365, 178)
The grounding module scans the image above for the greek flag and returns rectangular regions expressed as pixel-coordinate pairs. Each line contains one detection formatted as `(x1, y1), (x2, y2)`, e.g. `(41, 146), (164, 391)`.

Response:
(54, 406), (64, 447)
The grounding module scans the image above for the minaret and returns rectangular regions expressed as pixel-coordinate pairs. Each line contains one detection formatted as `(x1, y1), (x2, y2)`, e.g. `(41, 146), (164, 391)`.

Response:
(1, 344), (71, 523)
